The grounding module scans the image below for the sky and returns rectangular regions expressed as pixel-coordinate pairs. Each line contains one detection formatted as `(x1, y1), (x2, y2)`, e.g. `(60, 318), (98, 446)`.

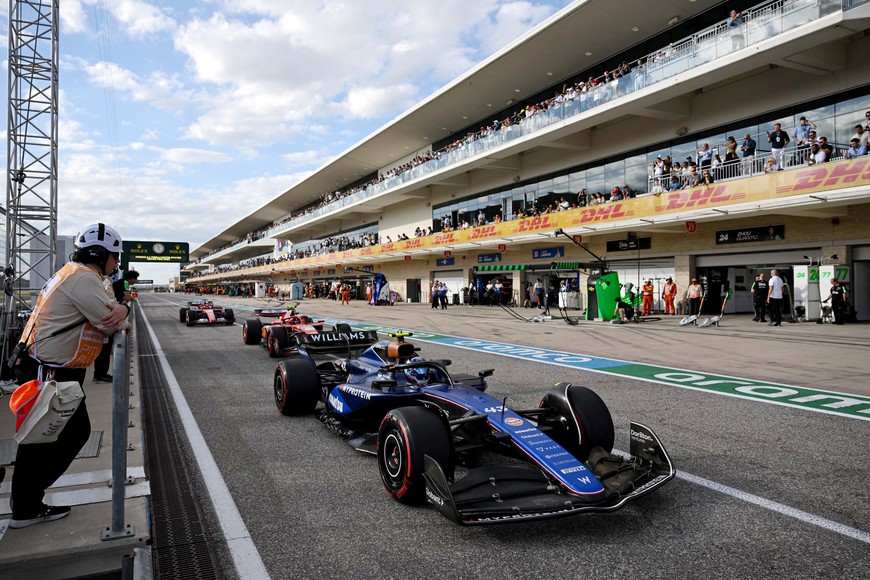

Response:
(4, 0), (575, 283)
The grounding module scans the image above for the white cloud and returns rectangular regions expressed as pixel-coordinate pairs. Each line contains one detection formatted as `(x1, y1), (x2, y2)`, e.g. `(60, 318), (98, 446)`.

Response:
(103, 0), (176, 38)
(158, 147), (232, 165)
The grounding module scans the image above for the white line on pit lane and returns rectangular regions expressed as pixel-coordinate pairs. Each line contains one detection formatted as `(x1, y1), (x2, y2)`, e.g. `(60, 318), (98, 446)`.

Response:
(139, 304), (271, 579)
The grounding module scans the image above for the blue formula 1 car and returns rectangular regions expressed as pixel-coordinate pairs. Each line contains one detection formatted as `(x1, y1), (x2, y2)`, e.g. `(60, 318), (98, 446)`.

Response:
(273, 331), (675, 525)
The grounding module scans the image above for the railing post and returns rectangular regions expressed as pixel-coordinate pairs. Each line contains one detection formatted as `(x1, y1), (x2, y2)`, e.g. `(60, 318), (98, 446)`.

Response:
(101, 308), (135, 541)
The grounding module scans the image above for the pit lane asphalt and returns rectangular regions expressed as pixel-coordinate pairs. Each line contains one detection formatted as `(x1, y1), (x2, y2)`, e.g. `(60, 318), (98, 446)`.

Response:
(141, 294), (870, 580)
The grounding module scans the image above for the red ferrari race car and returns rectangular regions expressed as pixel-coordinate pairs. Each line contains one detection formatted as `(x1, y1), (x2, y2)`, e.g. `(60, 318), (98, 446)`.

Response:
(179, 300), (235, 327)
(242, 307), (341, 358)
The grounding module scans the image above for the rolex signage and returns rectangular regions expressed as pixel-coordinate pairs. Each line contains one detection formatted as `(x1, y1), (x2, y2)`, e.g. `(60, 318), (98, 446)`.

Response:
(123, 241), (190, 263)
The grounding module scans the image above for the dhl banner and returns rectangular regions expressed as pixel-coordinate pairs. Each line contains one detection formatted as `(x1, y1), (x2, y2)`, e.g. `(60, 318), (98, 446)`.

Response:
(196, 157), (870, 280)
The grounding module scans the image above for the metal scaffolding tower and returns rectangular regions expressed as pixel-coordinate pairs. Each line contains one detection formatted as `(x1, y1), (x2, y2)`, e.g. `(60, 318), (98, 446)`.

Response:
(3, 0), (59, 371)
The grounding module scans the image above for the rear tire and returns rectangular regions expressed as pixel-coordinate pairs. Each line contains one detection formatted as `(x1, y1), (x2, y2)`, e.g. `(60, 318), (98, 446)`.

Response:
(334, 322), (352, 334)
(224, 308), (235, 325)
(377, 407), (454, 505)
(243, 319), (262, 345)
(268, 327), (289, 358)
(274, 359), (320, 416)
(539, 383), (614, 461)
(179, 307), (188, 323)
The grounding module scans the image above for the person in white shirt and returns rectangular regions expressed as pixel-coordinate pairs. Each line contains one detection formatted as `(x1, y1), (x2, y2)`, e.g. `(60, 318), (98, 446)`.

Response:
(767, 269), (784, 326)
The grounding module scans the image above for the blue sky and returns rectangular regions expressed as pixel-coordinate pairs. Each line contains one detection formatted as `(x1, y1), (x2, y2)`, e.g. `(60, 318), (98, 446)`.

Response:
(6, 0), (574, 282)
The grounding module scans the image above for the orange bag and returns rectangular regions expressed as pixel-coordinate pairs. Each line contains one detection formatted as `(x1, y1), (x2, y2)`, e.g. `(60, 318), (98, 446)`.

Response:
(9, 380), (42, 430)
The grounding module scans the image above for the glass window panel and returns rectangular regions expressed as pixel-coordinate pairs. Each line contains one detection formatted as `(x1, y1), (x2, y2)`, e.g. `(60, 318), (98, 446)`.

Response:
(625, 164), (648, 193)
(586, 164), (604, 177)
(836, 112), (861, 147)
(605, 170), (625, 192)
(605, 159), (624, 174)
(837, 93), (870, 116)
(552, 174), (569, 189)
(569, 175), (586, 193)
(586, 173), (605, 196)
(624, 153), (646, 168)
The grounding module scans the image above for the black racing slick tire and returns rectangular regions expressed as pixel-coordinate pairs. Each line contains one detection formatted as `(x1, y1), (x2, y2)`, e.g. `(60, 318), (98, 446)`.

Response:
(243, 319), (262, 345)
(274, 359), (320, 416)
(179, 307), (188, 323)
(377, 407), (454, 505)
(334, 322), (352, 334)
(540, 383), (614, 462)
(268, 327), (289, 358)
(185, 311), (197, 327)
(224, 308), (235, 325)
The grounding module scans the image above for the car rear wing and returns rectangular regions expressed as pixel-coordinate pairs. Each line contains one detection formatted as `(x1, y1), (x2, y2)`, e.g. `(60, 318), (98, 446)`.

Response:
(298, 330), (379, 353)
(254, 308), (290, 319)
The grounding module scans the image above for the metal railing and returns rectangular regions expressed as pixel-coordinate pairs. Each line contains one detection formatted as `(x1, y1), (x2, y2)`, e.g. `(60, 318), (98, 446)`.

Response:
(102, 307), (135, 541)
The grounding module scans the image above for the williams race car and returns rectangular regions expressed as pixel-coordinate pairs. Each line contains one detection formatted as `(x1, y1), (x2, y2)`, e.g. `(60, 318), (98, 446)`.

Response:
(242, 306), (355, 357)
(273, 331), (675, 525)
(179, 300), (235, 326)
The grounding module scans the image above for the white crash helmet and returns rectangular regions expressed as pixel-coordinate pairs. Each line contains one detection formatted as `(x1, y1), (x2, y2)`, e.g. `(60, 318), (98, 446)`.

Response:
(75, 223), (123, 253)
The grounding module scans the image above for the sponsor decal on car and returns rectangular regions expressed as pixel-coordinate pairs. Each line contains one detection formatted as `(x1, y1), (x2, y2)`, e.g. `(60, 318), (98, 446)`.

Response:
(561, 465), (588, 474)
(504, 417), (523, 426)
(328, 393), (344, 413)
(339, 385), (372, 400)
(425, 487), (445, 507)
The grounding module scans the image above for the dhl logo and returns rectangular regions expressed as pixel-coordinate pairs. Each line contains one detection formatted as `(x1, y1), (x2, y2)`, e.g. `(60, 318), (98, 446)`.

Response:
(434, 233), (456, 245)
(779, 159), (870, 194)
(404, 239), (422, 249)
(655, 186), (743, 212)
(518, 216), (555, 232)
(380, 243), (395, 253)
(471, 226), (498, 239)
(360, 247), (373, 255)
(571, 203), (629, 224)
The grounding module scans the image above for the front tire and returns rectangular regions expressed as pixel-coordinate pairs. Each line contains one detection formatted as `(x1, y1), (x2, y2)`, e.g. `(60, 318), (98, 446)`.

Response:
(243, 319), (262, 345)
(179, 307), (188, 323)
(377, 407), (454, 505)
(274, 359), (320, 416)
(539, 383), (614, 461)
(186, 311), (197, 327)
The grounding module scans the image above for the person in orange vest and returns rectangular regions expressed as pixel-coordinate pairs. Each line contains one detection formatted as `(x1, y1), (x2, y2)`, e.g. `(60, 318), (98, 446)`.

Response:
(340, 283), (350, 305)
(662, 277), (677, 315)
(641, 279), (654, 315)
(365, 282), (373, 305)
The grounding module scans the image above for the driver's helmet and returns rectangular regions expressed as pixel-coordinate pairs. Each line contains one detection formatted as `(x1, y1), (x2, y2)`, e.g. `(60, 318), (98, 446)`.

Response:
(404, 356), (431, 385)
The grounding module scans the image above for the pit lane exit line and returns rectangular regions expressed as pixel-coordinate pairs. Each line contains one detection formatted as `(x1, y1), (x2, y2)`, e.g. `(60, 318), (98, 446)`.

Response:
(319, 318), (870, 422)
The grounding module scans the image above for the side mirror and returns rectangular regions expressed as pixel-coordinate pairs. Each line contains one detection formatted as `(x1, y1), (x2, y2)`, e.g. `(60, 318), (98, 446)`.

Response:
(478, 369), (495, 379)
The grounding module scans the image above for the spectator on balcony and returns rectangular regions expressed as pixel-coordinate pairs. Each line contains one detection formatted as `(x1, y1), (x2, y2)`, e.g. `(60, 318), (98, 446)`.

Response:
(805, 143), (827, 165)
(711, 154), (723, 177)
(767, 123), (789, 169)
(853, 125), (870, 149)
(577, 188), (588, 207)
(724, 136), (739, 166)
(668, 175), (682, 192)
(727, 10), (746, 50)
(863, 111), (870, 130)
(793, 117), (817, 159)
(764, 157), (780, 173)
(610, 187), (624, 202)
(697, 143), (713, 171)
(701, 169), (715, 186)
(818, 136), (834, 160)
(684, 164), (700, 188)
(845, 138), (867, 159)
